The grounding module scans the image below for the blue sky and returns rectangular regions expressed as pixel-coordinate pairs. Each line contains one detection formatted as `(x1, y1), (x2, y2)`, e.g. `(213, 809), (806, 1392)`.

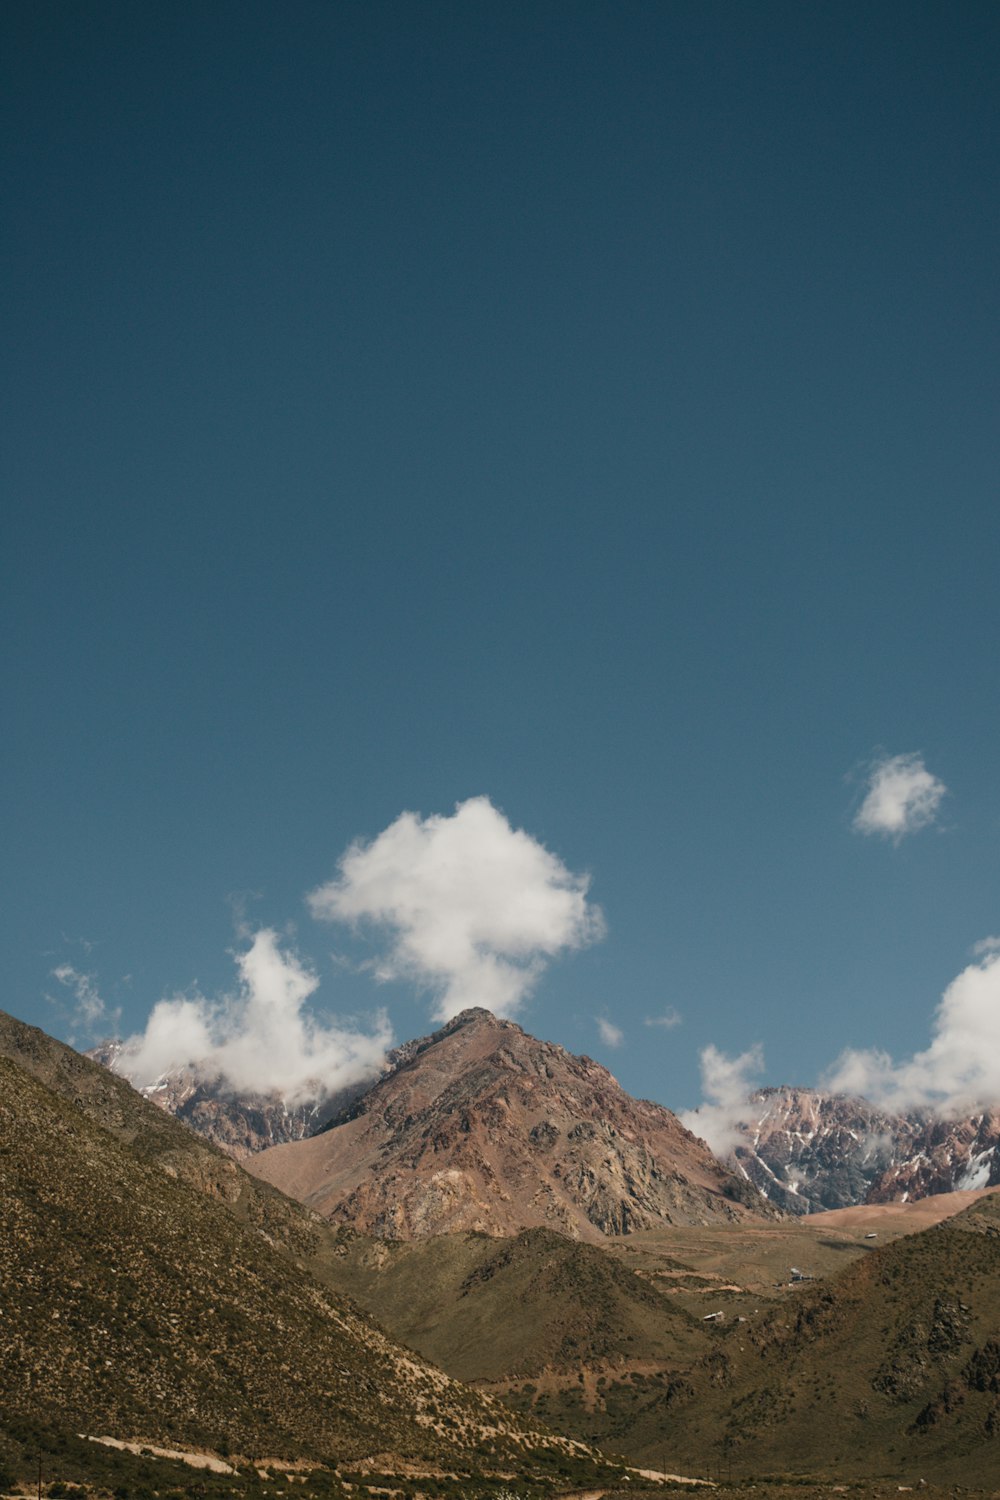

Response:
(3, 1), (999, 1116)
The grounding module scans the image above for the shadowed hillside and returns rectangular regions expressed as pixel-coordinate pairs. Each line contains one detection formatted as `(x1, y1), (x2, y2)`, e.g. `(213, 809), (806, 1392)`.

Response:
(620, 1191), (1000, 1487)
(0, 1010), (625, 1485)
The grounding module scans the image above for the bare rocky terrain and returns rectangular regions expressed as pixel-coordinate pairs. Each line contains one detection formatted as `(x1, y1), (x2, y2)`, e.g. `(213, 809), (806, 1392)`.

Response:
(245, 1007), (769, 1239)
(867, 1104), (1000, 1201)
(87, 1039), (392, 1159)
(731, 1085), (1000, 1212)
(92, 1029), (1000, 1220)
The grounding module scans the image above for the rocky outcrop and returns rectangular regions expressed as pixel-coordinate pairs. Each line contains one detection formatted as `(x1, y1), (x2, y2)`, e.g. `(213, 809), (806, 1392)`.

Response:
(731, 1088), (1000, 1213)
(731, 1087), (928, 1213)
(246, 1007), (773, 1240)
(867, 1108), (1000, 1203)
(87, 1040), (397, 1160)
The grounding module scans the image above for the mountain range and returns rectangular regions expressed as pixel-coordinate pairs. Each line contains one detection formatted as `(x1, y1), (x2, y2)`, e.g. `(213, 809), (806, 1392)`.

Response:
(98, 1012), (1000, 1217)
(8, 1003), (1000, 1492)
(732, 1086), (1000, 1211)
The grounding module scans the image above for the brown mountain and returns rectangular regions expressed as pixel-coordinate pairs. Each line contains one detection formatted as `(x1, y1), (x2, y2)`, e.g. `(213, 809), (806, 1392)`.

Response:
(246, 1007), (770, 1240)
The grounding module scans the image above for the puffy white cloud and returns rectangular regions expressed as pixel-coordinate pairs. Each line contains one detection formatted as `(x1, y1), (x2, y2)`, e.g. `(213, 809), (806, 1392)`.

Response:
(115, 928), (392, 1103)
(679, 1042), (764, 1157)
(644, 1008), (682, 1029)
(852, 752), (947, 842)
(51, 963), (121, 1038)
(596, 1016), (624, 1048)
(824, 943), (1000, 1114)
(307, 796), (604, 1021)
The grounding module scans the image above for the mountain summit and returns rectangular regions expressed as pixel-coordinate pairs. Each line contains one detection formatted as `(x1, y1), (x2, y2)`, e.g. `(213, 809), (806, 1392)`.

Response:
(247, 1007), (767, 1239)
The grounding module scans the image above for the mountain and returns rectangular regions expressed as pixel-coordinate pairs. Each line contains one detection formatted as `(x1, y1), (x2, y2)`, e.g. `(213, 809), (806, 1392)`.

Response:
(731, 1086), (927, 1213)
(867, 1107), (1000, 1202)
(90, 1019), (1000, 1220)
(732, 1087), (1000, 1215)
(0, 1008), (623, 1488)
(247, 1007), (770, 1240)
(87, 1038), (382, 1160)
(623, 1189), (1000, 1488)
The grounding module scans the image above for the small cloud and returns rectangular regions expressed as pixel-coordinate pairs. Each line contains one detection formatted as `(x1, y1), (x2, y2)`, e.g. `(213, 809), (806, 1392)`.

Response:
(679, 1042), (764, 1157)
(644, 1008), (682, 1030)
(308, 796), (604, 1021)
(114, 928), (392, 1104)
(596, 1016), (624, 1048)
(852, 752), (947, 843)
(50, 963), (120, 1039)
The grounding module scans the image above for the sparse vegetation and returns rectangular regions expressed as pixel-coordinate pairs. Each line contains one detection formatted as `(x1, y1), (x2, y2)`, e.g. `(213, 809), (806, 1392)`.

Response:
(0, 1017), (625, 1488)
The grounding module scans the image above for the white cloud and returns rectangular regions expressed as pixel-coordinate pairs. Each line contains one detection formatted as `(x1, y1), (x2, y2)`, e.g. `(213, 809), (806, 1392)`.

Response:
(644, 1008), (682, 1029)
(852, 752), (947, 842)
(114, 928), (392, 1104)
(824, 943), (1000, 1114)
(307, 796), (604, 1021)
(679, 1042), (764, 1157)
(596, 1016), (624, 1048)
(51, 963), (121, 1038)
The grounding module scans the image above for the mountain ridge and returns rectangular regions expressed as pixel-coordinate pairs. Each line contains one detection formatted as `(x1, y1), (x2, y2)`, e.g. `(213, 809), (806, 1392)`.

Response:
(732, 1085), (1000, 1213)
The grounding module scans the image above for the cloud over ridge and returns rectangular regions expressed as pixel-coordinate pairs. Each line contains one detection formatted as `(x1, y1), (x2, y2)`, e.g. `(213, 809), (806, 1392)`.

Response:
(680, 1042), (764, 1157)
(115, 928), (392, 1103)
(308, 795), (604, 1021)
(825, 942), (1000, 1114)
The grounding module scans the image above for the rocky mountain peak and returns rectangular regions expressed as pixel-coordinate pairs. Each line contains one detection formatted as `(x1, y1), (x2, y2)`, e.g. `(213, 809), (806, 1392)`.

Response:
(731, 1085), (927, 1214)
(247, 1008), (771, 1240)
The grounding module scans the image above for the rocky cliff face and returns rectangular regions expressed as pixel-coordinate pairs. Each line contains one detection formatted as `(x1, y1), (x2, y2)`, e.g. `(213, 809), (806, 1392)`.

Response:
(732, 1086), (927, 1213)
(732, 1087), (1000, 1213)
(246, 1007), (770, 1240)
(867, 1108), (1000, 1202)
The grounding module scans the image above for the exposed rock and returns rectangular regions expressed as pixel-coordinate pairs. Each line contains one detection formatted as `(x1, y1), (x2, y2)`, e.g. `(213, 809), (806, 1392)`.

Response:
(246, 1007), (773, 1240)
(867, 1108), (1000, 1203)
(730, 1086), (928, 1213)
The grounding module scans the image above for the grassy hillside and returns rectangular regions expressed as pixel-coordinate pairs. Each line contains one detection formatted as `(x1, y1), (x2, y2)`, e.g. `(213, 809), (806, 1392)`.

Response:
(622, 1190), (1000, 1487)
(0, 1010), (323, 1262)
(314, 1226), (707, 1381)
(0, 1016), (630, 1490)
(313, 1191), (1000, 1485)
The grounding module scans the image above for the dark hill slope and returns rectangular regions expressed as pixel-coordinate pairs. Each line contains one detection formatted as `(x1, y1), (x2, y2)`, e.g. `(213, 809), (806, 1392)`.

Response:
(0, 1009), (322, 1261)
(621, 1190), (1000, 1487)
(0, 1015), (614, 1479)
(316, 1225), (708, 1383)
